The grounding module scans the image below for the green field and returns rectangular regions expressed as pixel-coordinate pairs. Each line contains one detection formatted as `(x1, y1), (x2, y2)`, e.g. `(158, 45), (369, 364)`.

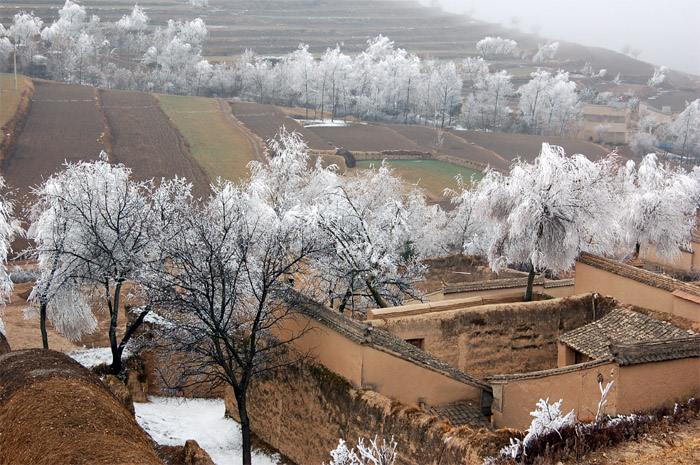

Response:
(356, 159), (483, 200)
(156, 94), (256, 183)
(0, 73), (32, 128)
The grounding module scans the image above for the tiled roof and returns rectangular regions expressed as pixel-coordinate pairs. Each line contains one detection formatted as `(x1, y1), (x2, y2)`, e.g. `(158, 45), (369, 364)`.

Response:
(487, 359), (612, 383)
(577, 253), (700, 297)
(672, 289), (700, 305)
(444, 277), (574, 294)
(610, 335), (700, 366)
(292, 293), (492, 392)
(558, 309), (694, 360)
(444, 277), (543, 294)
(429, 402), (493, 430)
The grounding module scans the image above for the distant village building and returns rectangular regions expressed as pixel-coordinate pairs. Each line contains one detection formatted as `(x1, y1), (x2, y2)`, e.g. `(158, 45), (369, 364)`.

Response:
(580, 103), (631, 144)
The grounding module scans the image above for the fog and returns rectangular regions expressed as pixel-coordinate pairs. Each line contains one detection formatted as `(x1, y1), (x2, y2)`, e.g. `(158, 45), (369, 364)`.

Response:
(420, 0), (700, 76)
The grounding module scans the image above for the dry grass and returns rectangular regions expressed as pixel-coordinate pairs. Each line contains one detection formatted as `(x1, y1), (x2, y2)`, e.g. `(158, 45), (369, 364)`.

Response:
(0, 349), (162, 465)
(0, 73), (32, 128)
(0, 333), (10, 355)
(156, 94), (257, 183)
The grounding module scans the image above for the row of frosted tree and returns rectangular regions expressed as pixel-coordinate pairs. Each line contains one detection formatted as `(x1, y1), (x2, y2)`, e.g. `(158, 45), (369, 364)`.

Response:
(1, 1), (583, 134)
(0, 133), (697, 463)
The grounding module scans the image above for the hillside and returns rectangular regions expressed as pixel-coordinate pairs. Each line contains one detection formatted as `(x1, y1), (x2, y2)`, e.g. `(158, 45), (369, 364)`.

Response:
(2, 0), (696, 90)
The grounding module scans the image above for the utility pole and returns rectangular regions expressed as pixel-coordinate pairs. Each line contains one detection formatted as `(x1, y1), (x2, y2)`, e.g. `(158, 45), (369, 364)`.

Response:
(13, 46), (18, 90)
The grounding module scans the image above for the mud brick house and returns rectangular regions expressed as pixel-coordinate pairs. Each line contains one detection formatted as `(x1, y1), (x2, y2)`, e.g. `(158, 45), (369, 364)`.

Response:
(489, 308), (699, 429)
(575, 253), (700, 322)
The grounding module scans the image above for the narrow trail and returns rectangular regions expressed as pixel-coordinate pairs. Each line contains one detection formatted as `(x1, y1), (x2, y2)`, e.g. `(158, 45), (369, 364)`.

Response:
(216, 98), (267, 164)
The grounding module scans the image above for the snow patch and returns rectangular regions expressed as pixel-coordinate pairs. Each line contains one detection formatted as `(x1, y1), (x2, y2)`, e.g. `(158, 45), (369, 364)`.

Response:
(134, 397), (281, 465)
(68, 346), (130, 369)
(298, 119), (348, 128)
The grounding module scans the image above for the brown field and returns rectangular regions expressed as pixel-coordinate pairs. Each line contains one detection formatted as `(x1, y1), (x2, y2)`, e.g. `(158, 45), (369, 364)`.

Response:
(452, 129), (614, 164)
(229, 101), (331, 150)
(307, 123), (425, 152)
(3, 81), (106, 200)
(99, 89), (211, 199)
(387, 124), (511, 171)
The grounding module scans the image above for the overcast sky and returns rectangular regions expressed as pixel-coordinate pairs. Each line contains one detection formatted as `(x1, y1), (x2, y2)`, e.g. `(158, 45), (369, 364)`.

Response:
(420, 0), (700, 76)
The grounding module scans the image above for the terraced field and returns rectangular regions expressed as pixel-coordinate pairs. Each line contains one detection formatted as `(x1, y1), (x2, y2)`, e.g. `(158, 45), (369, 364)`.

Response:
(229, 101), (330, 150)
(156, 95), (258, 183)
(355, 159), (482, 201)
(3, 81), (106, 200)
(453, 129), (612, 163)
(99, 89), (211, 199)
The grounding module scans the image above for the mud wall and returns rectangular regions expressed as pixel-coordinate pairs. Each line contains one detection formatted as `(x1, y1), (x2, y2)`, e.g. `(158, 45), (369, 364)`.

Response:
(224, 362), (507, 465)
(370, 294), (617, 379)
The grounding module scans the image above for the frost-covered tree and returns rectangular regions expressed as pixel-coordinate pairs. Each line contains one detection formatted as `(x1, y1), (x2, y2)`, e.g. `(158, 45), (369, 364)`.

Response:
(144, 132), (328, 465)
(0, 178), (22, 340)
(647, 66), (667, 87)
(630, 132), (658, 156)
(431, 61), (462, 128)
(327, 437), (397, 465)
(461, 58), (513, 131)
(143, 18), (207, 93)
(518, 70), (581, 136)
(499, 398), (575, 460)
(476, 144), (618, 300)
(28, 158), (154, 372)
(313, 162), (438, 311)
(115, 4), (148, 60)
(618, 153), (700, 260)
(5, 11), (43, 74)
(188, 0), (209, 10)
(444, 175), (493, 256)
(532, 41), (559, 63)
(667, 99), (700, 162)
(287, 44), (316, 119)
(41, 0), (88, 42)
(476, 36), (518, 59)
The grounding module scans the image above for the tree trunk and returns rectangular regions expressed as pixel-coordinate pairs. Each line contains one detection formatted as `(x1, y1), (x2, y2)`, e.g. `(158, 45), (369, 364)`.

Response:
(109, 281), (123, 375)
(366, 276), (388, 308)
(40, 302), (49, 349)
(235, 389), (252, 465)
(524, 266), (536, 302)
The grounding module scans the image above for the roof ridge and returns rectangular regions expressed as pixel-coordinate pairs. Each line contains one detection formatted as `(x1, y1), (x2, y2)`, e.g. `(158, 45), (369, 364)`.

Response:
(578, 253), (700, 296)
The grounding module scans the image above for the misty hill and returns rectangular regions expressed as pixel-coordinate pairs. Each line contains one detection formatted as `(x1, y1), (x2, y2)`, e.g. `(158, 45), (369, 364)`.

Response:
(3, 0), (697, 94)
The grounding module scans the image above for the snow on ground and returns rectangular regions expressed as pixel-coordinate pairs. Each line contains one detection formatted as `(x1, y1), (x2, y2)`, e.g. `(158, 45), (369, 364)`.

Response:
(298, 119), (348, 127)
(134, 397), (281, 465)
(68, 346), (131, 369)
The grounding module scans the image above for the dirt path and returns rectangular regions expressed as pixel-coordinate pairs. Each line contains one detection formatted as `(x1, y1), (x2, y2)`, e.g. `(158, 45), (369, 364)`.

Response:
(216, 98), (266, 164)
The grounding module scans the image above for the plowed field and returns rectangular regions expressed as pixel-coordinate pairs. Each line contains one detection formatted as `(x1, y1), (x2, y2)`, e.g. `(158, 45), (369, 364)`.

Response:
(99, 89), (211, 199)
(229, 101), (330, 150)
(307, 124), (425, 152)
(453, 130), (612, 164)
(3, 81), (106, 200)
(387, 124), (510, 171)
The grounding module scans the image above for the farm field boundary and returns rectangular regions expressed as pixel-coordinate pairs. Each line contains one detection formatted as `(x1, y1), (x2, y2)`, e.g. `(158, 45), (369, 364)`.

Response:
(0, 74), (33, 169)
